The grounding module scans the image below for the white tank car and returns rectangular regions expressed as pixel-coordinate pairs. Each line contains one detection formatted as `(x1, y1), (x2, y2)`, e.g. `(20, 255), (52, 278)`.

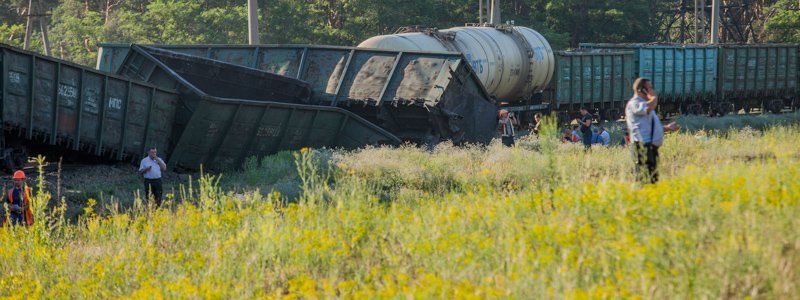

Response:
(358, 25), (554, 102)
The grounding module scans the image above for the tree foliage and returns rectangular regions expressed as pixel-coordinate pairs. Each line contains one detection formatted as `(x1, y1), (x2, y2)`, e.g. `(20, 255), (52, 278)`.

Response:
(764, 0), (800, 42)
(0, 0), (796, 66)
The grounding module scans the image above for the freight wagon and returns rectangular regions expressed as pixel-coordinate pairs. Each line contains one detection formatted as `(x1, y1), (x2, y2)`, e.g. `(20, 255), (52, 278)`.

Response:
(0, 43), (179, 170)
(97, 43), (499, 145)
(548, 49), (635, 121)
(118, 45), (401, 170)
(580, 43), (799, 115)
(0, 42), (403, 171)
(717, 44), (798, 114)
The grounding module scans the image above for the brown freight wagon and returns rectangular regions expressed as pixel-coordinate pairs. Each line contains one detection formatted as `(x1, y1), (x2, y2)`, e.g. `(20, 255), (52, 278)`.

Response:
(0, 43), (179, 170)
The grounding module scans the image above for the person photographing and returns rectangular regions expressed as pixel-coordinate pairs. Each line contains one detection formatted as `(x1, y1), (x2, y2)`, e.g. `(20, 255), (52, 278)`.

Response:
(497, 109), (517, 147)
(626, 78), (680, 184)
(139, 147), (167, 205)
(2, 170), (33, 226)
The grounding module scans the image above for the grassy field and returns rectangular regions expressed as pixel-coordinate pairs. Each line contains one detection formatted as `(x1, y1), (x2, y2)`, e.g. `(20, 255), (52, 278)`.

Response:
(1, 120), (799, 298)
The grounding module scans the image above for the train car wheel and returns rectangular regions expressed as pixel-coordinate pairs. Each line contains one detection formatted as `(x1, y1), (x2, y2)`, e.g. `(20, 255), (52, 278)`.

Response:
(766, 99), (783, 114)
(12, 146), (28, 169)
(687, 104), (702, 116)
(1, 149), (16, 172)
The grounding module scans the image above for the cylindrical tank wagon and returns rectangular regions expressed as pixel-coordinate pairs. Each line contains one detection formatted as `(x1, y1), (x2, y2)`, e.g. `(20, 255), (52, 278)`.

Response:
(358, 25), (555, 102)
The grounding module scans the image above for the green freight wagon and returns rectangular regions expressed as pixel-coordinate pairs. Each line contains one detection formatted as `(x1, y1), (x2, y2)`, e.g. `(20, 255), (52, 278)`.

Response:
(551, 49), (635, 120)
(118, 45), (401, 170)
(97, 43), (499, 144)
(0, 43), (179, 170)
(580, 43), (718, 114)
(717, 44), (798, 114)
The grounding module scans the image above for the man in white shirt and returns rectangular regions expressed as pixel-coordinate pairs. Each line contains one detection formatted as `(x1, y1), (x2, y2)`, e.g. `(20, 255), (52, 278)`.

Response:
(139, 147), (167, 205)
(625, 78), (680, 184)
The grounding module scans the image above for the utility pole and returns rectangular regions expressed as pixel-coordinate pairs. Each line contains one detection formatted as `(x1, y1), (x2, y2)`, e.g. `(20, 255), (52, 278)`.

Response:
(479, 0), (483, 23)
(23, 0), (51, 55)
(680, 0), (687, 43)
(489, 0), (501, 25)
(247, 0), (260, 45)
(710, 0), (720, 43)
(694, 0), (703, 43)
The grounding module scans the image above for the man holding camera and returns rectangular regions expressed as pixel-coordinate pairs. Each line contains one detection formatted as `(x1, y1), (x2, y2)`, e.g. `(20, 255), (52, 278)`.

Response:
(139, 147), (167, 205)
(626, 78), (680, 184)
(498, 109), (517, 147)
(2, 170), (33, 226)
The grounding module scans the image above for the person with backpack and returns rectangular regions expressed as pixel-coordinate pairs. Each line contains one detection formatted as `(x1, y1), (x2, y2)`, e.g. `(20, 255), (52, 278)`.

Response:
(626, 78), (680, 184)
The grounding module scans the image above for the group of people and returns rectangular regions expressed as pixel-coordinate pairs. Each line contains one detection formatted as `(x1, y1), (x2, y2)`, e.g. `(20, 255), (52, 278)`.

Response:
(499, 76), (679, 184)
(2, 147), (166, 227)
(561, 123), (611, 147)
(3, 77), (675, 227)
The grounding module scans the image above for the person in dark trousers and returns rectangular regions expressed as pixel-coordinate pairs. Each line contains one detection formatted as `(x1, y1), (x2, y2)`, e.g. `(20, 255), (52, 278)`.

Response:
(578, 107), (593, 149)
(139, 147), (167, 205)
(2, 170), (33, 226)
(498, 109), (517, 147)
(625, 78), (680, 184)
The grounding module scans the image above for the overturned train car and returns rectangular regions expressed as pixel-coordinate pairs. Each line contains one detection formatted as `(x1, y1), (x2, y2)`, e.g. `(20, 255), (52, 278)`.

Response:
(0, 42), (402, 171)
(117, 45), (401, 170)
(97, 44), (499, 145)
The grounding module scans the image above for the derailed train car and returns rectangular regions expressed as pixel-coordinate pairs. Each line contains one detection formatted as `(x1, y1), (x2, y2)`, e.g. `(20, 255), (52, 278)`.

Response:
(0, 43), (179, 170)
(0, 42), (401, 170)
(117, 45), (401, 170)
(97, 44), (499, 144)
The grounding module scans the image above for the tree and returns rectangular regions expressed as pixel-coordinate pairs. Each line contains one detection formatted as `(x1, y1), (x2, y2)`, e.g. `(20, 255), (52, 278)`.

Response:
(764, 0), (800, 42)
(0, 0), (796, 65)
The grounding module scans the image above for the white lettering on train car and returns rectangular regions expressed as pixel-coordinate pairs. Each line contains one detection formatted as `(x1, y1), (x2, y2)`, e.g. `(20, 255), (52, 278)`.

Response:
(8, 72), (22, 84)
(108, 97), (123, 110)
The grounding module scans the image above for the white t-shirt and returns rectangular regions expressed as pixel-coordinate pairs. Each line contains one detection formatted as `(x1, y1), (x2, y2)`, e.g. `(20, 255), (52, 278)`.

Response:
(625, 95), (664, 146)
(139, 157), (164, 179)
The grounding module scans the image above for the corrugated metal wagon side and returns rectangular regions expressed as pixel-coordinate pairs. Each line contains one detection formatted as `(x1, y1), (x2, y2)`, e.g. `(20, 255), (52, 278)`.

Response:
(98, 43), (498, 144)
(0, 43), (178, 169)
(116, 45), (400, 170)
(552, 49), (635, 120)
(580, 43), (718, 115)
(718, 44), (799, 114)
(169, 97), (401, 170)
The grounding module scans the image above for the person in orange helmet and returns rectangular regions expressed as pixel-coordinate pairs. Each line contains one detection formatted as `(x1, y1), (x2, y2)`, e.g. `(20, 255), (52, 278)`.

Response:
(3, 170), (33, 226)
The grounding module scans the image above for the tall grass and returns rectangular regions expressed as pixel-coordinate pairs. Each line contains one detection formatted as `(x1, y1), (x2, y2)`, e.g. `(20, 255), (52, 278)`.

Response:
(0, 126), (798, 298)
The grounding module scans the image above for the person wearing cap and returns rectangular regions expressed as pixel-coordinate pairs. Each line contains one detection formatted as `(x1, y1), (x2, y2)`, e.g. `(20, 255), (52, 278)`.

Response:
(139, 147), (167, 205)
(497, 109), (517, 147)
(3, 170), (33, 226)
